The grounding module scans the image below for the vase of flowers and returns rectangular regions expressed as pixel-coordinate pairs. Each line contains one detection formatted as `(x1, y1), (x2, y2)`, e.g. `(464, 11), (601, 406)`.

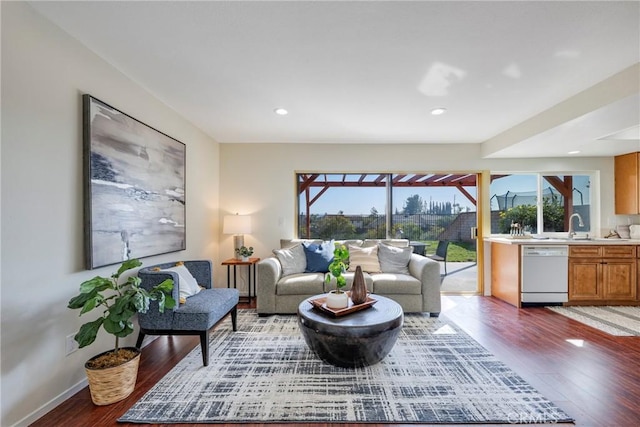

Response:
(325, 244), (350, 309)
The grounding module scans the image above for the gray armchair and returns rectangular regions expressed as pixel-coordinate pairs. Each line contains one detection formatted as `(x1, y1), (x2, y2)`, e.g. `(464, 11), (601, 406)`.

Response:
(136, 260), (239, 366)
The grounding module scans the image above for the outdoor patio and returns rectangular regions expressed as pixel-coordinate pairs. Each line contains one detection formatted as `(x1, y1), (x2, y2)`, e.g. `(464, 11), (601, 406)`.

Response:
(439, 261), (478, 293)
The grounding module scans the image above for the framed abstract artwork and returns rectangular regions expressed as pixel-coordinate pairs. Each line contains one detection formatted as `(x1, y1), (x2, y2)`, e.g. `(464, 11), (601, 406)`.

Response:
(83, 95), (186, 269)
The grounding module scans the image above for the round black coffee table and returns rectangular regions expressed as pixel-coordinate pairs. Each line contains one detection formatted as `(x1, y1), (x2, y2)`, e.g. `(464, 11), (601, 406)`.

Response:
(297, 294), (403, 368)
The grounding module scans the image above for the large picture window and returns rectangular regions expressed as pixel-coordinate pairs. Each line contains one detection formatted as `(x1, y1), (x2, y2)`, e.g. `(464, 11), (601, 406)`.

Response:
(297, 173), (478, 259)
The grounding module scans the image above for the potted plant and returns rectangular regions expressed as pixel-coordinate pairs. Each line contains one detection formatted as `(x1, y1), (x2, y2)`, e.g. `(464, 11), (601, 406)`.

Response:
(67, 259), (175, 405)
(235, 245), (254, 261)
(325, 244), (350, 309)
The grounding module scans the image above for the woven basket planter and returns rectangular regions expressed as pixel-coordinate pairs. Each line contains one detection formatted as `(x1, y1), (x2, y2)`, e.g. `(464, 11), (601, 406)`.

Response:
(85, 347), (141, 406)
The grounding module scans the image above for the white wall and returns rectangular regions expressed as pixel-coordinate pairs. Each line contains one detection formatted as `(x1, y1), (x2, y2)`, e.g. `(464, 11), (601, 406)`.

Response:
(1, 3), (220, 426)
(218, 142), (616, 283)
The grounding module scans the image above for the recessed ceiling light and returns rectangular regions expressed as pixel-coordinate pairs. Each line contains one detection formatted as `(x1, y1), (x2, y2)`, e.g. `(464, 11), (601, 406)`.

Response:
(431, 107), (447, 116)
(274, 108), (288, 116)
(568, 150), (580, 155)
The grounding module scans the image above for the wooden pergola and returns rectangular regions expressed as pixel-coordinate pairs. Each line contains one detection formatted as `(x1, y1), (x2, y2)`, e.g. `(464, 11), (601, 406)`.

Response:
(297, 173), (576, 237)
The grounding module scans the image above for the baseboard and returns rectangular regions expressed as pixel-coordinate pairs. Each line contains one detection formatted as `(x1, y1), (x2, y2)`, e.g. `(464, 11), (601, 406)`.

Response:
(13, 335), (159, 427)
(13, 377), (88, 427)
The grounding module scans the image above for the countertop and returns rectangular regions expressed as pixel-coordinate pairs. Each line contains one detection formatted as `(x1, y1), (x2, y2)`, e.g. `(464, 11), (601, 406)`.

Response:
(486, 236), (640, 245)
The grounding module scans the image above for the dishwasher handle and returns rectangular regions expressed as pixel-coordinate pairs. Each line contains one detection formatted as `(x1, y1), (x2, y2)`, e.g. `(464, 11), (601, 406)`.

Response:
(522, 246), (568, 256)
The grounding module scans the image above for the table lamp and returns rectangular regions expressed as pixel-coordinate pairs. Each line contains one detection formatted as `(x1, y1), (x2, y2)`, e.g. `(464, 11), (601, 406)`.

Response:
(223, 214), (252, 259)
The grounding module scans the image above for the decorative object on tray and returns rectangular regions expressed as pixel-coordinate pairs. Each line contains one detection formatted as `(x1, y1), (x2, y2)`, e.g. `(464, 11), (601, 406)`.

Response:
(67, 259), (175, 405)
(350, 265), (368, 305)
(309, 293), (377, 317)
(235, 245), (254, 261)
(324, 244), (350, 309)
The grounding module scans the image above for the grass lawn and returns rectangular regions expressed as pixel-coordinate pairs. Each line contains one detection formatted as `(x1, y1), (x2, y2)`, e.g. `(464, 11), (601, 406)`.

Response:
(424, 240), (477, 262)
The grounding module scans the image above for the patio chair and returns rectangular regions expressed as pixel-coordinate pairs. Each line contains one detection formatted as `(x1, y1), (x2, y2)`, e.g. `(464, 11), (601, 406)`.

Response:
(427, 240), (450, 275)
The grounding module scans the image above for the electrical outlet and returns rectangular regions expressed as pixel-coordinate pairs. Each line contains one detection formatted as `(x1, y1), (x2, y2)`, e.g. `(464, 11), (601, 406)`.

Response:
(65, 333), (79, 356)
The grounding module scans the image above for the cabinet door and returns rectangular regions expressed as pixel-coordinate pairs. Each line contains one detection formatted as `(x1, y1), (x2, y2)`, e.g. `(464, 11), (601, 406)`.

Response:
(602, 259), (637, 300)
(614, 152), (639, 215)
(568, 259), (601, 300)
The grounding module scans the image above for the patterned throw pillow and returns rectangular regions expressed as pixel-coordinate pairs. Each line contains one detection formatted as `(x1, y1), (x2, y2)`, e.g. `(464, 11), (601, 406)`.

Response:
(303, 240), (335, 273)
(347, 244), (381, 273)
(378, 242), (413, 274)
(273, 244), (307, 276)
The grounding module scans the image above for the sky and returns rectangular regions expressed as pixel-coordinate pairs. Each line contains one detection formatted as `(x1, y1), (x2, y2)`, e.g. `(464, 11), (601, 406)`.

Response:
(300, 174), (591, 215)
(303, 185), (477, 215)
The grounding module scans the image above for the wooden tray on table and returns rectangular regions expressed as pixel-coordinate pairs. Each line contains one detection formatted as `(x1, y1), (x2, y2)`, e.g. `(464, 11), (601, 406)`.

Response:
(308, 293), (377, 317)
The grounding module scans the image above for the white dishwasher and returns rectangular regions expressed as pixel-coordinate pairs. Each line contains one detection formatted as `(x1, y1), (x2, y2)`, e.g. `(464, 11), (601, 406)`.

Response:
(521, 245), (569, 304)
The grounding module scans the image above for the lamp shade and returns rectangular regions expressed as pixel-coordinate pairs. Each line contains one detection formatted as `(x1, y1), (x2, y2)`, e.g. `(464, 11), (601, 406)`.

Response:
(223, 214), (252, 235)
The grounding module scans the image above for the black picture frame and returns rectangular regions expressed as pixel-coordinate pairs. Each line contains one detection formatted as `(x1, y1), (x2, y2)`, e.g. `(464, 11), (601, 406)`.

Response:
(83, 95), (186, 269)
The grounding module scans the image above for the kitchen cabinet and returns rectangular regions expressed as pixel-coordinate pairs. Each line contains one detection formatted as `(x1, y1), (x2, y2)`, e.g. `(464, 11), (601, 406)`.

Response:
(490, 242), (521, 307)
(568, 245), (637, 304)
(614, 152), (640, 214)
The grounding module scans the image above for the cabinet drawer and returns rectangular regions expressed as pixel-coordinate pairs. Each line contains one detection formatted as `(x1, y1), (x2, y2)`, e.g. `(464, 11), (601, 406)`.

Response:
(569, 246), (601, 257)
(602, 245), (635, 258)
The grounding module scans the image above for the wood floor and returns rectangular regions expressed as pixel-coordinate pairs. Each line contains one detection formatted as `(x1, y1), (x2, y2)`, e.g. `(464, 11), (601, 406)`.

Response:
(32, 296), (640, 427)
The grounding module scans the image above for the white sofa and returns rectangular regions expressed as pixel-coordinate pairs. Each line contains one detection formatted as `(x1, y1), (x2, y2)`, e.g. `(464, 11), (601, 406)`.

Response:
(256, 239), (441, 316)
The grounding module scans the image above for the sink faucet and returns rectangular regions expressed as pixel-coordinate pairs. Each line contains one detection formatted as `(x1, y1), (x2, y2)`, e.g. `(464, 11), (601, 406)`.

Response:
(568, 213), (584, 239)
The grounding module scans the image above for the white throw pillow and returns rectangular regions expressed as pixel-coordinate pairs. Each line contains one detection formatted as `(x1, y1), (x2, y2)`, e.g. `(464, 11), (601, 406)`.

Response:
(378, 242), (413, 274)
(162, 265), (201, 300)
(347, 244), (381, 273)
(273, 244), (307, 276)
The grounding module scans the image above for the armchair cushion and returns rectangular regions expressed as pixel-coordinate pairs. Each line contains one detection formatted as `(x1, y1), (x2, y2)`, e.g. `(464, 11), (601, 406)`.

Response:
(172, 288), (239, 330)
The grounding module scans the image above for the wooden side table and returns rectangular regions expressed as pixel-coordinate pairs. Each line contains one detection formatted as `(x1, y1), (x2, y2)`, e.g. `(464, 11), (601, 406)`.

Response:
(221, 257), (260, 301)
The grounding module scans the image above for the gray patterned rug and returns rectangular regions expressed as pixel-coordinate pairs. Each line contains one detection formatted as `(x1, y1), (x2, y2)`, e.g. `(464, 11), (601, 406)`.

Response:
(547, 305), (640, 336)
(119, 310), (573, 424)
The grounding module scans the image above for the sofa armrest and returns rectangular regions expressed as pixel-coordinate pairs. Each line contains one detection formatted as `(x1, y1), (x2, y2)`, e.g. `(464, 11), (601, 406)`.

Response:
(408, 254), (442, 315)
(257, 256), (282, 314)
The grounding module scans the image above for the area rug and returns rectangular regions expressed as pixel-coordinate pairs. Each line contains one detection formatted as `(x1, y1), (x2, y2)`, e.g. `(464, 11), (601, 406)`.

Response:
(119, 310), (573, 424)
(547, 305), (640, 336)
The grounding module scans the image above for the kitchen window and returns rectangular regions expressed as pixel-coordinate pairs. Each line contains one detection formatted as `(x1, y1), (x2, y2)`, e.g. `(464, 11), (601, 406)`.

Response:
(490, 173), (592, 235)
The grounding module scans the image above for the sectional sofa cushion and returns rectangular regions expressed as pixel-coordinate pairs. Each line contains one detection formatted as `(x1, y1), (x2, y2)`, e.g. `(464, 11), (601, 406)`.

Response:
(371, 273), (422, 294)
(303, 240), (335, 273)
(276, 273), (326, 295)
(378, 242), (413, 274)
(325, 271), (374, 289)
(273, 244), (307, 276)
(347, 244), (381, 273)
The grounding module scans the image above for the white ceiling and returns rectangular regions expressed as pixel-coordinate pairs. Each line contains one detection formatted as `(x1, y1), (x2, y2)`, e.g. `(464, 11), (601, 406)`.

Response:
(28, 1), (640, 158)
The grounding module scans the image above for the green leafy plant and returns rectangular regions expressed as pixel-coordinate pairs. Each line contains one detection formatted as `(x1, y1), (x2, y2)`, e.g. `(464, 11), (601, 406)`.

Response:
(325, 244), (350, 292)
(68, 259), (175, 353)
(235, 245), (254, 257)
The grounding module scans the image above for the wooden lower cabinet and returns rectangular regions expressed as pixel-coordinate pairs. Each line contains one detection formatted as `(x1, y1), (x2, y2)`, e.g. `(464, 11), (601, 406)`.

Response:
(568, 245), (637, 305)
(568, 259), (601, 300)
(603, 259), (637, 300)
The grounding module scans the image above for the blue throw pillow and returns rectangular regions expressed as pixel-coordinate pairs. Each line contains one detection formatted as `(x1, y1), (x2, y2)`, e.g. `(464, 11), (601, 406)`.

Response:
(303, 240), (335, 273)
